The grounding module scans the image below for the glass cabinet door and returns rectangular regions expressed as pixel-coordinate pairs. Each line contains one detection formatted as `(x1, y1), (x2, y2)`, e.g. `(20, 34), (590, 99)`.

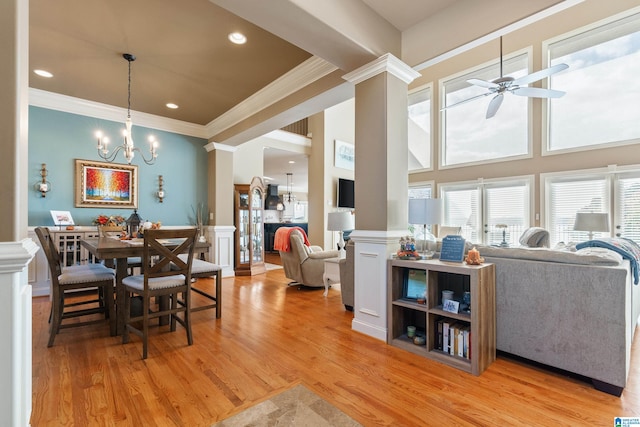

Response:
(251, 188), (263, 263)
(235, 178), (266, 276)
(238, 208), (249, 264)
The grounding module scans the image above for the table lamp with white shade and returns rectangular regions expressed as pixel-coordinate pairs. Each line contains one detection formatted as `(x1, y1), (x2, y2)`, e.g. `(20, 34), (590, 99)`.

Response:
(573, 212), (610, 240)
(408, 198), (443, 258)
(328, 211), (355, 258)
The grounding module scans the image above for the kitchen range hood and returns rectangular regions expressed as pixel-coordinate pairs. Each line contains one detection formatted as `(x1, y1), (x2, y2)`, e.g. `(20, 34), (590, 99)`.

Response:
(265, 184), (280, 210)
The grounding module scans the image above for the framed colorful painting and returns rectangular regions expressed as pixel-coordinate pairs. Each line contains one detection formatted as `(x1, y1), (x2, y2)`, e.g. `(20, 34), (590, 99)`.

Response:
(75, 159), (138, 208)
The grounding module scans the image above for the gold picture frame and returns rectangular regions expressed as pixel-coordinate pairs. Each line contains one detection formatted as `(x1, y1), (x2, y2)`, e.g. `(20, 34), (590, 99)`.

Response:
(75, 159), (138, 208)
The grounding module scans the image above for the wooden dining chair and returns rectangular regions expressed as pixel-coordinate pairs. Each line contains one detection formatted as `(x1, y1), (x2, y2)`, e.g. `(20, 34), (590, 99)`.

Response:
(172, 255), (222, 318)
(34, 227), (116, 347)
(121, 228), (197, 359)
(98, 224), (143, 275)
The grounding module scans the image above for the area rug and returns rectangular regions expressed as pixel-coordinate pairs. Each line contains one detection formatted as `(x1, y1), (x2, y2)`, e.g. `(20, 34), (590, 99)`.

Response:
(265, 263), (283, 271)
(212, 384), (361, 426)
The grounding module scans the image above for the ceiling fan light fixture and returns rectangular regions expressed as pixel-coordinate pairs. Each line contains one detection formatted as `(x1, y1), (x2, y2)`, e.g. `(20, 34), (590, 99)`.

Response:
(442, 36), (569, 119)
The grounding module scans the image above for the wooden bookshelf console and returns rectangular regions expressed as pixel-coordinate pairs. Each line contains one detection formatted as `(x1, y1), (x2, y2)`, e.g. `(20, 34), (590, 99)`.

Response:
(387, 259), (496, 375)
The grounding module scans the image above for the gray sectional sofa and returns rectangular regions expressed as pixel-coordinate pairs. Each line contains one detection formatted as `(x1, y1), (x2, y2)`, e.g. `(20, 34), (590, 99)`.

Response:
(341, 235), (638, 395)
(479, 245), (639, 396)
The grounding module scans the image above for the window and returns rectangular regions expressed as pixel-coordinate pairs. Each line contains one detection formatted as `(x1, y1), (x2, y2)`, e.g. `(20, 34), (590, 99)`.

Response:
(545, 175), (608, 246)
(408, 183), (434, 240)
(440, 177), (532, 245)
(615, 174), (640, 242)
(543, 168), (640, 246)
(408, 184), (432, 200)
(441, 184), (481, 242)
(408, 87), (432, 172)
(485, 183), (530, 246)
(440, 53), (529, 167)
(546, 12), (640, 153)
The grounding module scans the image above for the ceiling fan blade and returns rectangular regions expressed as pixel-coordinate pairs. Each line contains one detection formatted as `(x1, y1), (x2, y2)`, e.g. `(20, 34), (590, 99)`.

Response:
(512, 87), (566, 98)
(486, 94), (504, 119)
(512, 63), (569, 86)
(467, 78), (499, 89)
(440, 92), (492, 111)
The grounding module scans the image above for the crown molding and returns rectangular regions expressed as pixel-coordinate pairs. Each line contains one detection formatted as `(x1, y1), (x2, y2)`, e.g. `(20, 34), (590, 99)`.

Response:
(204, 56), (338, 137)
(205, 129), (309, 152)
(29, 88), (208, 139)
(204, 142), (238, 153)
(343, 53), (421, 85)
(261, 129), (311, 146)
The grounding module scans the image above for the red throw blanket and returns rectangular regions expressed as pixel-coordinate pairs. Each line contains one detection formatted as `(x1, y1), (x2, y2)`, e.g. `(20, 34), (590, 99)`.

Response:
(274, 226), (310, 252)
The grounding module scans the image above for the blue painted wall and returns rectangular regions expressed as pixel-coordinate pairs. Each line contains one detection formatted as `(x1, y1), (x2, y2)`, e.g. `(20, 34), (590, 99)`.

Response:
(28, 106), (208, 226)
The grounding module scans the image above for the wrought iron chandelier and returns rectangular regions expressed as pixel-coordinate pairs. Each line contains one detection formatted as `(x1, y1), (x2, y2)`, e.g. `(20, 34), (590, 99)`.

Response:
(95, 53), (158, 165)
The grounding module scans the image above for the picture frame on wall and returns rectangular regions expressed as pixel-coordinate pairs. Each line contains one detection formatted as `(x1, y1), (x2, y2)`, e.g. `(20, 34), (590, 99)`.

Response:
(334, 139), (354, 171)
(74, 159), (138, 209)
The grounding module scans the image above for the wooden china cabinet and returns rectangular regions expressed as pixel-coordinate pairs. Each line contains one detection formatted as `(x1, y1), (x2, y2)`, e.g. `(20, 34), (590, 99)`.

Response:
(234, 176), (266, 276)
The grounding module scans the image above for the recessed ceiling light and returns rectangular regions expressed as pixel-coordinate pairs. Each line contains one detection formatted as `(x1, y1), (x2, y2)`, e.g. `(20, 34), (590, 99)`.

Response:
(166, 103), (179, 109)
(34, 69), (53, 78)
(228, 32), (247, 45)
(288, 160), (295, 164)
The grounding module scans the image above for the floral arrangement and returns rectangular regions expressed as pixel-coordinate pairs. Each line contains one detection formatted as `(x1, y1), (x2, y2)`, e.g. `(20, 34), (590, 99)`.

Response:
(93, 215), (126, 226)
(139, 221), (162, 232)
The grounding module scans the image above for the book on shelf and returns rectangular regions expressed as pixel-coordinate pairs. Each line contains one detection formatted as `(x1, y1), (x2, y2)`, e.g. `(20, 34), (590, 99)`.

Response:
(457, 326), (465, 358)
(442, 321), (451, 353)
(436, 319), (443, 351)
(449, 322), (459, 356)
(463, 327), (470, 359)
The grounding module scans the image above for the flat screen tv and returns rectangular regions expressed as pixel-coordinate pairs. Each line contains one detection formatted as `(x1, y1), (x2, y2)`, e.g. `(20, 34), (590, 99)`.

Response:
(337, 178), (355, 208)
(402, 268), (427, 300)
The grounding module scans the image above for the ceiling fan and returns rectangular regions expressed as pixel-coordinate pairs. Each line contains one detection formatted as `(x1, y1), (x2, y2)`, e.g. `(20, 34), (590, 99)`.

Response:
(443, 37), (569, 119)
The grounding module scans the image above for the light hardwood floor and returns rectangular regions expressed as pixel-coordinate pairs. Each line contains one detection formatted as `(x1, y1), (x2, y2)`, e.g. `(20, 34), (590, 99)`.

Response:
(32, 267), (640, 426)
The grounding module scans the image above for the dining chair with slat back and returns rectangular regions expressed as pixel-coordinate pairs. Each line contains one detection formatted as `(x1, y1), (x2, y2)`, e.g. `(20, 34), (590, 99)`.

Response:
(37, 225), (113, 315)
(98, 224), (143, 275)
(172, 255), (223, 318)
(34, 227), (116, 347)
(121, 228), (197, 359)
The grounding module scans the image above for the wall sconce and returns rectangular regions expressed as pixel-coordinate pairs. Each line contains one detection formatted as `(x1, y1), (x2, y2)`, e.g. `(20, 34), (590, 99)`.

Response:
(157, 175), (165, 203)
(35, 163), (51, 197)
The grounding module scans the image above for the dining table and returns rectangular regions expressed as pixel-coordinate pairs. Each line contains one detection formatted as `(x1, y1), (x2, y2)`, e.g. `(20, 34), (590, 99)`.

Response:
(80, 236), (211, 335)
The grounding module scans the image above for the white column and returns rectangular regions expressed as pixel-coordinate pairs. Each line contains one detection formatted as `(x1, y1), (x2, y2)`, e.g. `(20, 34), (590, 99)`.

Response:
(0, 240), (39, 426)
(349, 230), (404, 340)
(343, 54), (420, 341)
(208, 225), (236, 277)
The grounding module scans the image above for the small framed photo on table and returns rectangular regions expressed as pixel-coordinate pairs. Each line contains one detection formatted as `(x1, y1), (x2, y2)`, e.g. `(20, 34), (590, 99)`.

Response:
(443, 299), (460, 314)
(50, 210), (74, 226)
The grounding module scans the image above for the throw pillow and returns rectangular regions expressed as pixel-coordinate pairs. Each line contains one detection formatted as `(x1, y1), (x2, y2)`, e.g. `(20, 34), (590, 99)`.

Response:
(519, 227), (550, 248)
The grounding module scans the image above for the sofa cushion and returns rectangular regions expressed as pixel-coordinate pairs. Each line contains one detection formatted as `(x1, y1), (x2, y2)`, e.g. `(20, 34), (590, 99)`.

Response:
(577, 237), (640, 284)
(575, 247), (623, 264)
(477, 245), (621, 265)
(519, 227), (550, 248)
